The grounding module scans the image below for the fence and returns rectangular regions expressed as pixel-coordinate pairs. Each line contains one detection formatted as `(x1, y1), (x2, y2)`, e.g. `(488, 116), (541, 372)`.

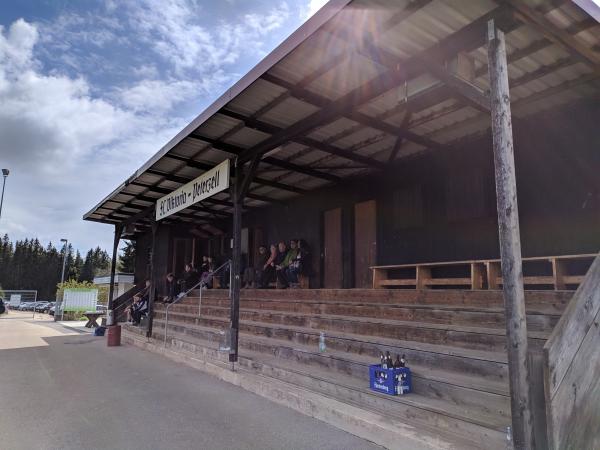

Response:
(2, 290), (38, 307)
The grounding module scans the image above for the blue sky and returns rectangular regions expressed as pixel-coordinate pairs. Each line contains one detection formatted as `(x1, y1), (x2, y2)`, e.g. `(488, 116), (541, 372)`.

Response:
(0, 0), (327, 254)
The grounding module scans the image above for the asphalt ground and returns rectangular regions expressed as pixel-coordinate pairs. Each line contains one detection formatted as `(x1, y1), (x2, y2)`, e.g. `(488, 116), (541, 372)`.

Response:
(0, 312), (381, 450)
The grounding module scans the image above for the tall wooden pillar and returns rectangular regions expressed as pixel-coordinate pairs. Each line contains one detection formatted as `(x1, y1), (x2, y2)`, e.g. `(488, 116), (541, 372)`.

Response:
(107, 223), (122, 324)
(487, 19), (535, 450)
(146, 219), (158, 338)
(228, 156), (259, 363)
(229, 158), (243, 363)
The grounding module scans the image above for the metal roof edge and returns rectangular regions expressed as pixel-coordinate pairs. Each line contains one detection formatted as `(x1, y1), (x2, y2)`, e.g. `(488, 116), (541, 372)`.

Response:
(83, 0), (352, 223)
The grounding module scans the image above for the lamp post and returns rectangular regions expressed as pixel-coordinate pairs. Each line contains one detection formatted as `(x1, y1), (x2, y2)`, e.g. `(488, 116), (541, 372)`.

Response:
(58, 238), (68, 321)
(0, 169), (9, 221)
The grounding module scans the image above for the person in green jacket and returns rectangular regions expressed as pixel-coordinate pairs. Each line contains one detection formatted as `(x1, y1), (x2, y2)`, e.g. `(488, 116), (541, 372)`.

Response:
(276, 239), (298, 288)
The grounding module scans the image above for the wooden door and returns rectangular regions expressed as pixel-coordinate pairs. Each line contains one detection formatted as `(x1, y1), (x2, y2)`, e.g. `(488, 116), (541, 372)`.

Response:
(354, 200), (377, 288)
(323, 208), (343, 288)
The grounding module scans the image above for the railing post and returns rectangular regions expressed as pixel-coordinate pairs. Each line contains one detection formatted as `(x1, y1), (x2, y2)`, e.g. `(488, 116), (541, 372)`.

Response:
(487, 19), (535, 450)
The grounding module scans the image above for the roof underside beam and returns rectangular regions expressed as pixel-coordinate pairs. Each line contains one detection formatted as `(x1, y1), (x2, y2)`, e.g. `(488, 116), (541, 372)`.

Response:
(212, 110), (385, 169)
(238, 5), (516, 166)
(500, 0), (600, 73)
(186, 134), (341, 182)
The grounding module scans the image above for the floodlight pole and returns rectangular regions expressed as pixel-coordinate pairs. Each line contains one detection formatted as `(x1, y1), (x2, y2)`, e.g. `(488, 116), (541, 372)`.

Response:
(0, 169), (9, 221)
(59, 239), (68, 321)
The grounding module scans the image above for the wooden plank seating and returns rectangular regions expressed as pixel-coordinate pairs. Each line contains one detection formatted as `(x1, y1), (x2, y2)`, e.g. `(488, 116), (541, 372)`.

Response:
(371, 253), (596, 291)
(126, 287), (573, 449)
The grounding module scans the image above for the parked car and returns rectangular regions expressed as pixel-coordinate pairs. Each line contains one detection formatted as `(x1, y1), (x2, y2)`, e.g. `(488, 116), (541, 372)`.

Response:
(49, 305), (56, 316)
(96, 304), (107, 312)
(18, 302), (34, 311)
(34, 302), (50, 312)
(42, 302), (55, 313)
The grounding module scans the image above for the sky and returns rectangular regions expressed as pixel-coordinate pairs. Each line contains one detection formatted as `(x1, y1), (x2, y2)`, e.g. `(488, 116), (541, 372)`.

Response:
(0, 0), (328, 254)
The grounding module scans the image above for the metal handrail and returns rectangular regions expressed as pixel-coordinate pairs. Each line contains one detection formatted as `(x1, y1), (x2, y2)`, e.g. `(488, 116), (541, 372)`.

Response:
(163, 260), (231, 347)
(198, 260), (231, 316)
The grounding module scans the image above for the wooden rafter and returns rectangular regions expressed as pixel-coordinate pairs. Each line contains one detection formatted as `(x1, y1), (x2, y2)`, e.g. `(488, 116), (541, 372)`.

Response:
(215, 109), (385, 170)
(501, 0), (600, 73)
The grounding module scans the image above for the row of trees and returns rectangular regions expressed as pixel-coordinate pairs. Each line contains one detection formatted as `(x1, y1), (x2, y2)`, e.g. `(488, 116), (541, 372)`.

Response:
(0, 234), (135, 300)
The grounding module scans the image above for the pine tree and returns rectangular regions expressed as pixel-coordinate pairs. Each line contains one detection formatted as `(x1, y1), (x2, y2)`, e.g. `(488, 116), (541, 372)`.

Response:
(0, 235), (112, 298)
(79, 249), (95, 282)
(119, 240), (136, 273)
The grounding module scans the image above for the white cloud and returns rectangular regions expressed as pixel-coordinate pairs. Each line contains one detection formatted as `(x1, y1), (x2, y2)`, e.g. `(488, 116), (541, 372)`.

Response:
(128, 0), (290, 73)
(0, 19), (175, 250)
(0, 1), (299, 252)
(301, 0), (329, 19)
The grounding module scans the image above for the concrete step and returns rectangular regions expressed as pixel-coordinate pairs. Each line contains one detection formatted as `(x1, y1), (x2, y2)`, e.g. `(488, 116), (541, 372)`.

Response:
(151, 318), (511, 419)
(131, 325), (508, 450)
(155, 308), (548, 352)
(155, 299), (558, 331)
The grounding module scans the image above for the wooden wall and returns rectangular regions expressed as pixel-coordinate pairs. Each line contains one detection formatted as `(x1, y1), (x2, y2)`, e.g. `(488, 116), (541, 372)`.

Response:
(134, 99), (600, 288)
(543, 254), (600, 450)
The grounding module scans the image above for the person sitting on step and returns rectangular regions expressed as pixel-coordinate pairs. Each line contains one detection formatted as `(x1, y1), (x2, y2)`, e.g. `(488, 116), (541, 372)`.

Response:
(125, 294), (142, 324)
(130, 293), (148, 326)
(255, 244), (270, 288)
(287, 239), (310, 288)
(275, 240), (298, 289)
(243, 245), (269, 289)
(179, 263), (199, 293)
(259, 244), (277, 288)
(163, 273), (178, 303)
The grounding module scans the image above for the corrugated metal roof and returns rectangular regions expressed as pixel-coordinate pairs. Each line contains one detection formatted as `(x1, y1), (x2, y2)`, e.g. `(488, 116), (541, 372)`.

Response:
(84, 0), (600, 231)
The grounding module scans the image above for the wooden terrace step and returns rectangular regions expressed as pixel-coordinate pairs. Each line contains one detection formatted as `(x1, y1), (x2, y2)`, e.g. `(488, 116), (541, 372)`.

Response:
(136, 324), (509, 449)
(155, 299), (559, 331)
(154, 307), (549, 352)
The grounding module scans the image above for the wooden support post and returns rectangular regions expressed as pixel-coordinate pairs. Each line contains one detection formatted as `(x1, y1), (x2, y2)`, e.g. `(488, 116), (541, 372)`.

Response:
(107, 223), (122, 324)
(229, 156), (259, 363)
(229, 164), (242, 363)
(551, 258), (566, 290)
(416, 266), (431, 289)
(486, 261), (501, 289)
(471, 263), (485, 290)
(487, 20), (535, 450)
(146, 219), (158, 338)
(372, 268), (385, 289)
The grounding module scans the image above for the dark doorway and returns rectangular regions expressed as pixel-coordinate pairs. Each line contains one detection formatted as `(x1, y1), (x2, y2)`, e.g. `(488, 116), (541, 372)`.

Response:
(354, 200), (377, 288)
(323, 208), (343, 288)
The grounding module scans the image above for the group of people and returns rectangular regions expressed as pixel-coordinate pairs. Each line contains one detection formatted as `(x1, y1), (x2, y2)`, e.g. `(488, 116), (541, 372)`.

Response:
(243, 239), (311, 289)
(127, 239), (311, 319)
(161, 257), (226, 303)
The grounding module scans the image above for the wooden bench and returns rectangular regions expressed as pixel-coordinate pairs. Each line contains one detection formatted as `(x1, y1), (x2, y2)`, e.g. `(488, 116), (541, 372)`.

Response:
(372, 254), (596, 291)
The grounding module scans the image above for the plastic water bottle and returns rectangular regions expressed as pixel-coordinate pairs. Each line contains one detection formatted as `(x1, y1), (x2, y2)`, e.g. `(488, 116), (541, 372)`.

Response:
(506, 426), (512, 449)
(319, 332), (326, 352)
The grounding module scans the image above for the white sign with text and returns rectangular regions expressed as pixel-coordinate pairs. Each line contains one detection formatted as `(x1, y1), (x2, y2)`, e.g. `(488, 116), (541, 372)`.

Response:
(155, 159), (230, 221)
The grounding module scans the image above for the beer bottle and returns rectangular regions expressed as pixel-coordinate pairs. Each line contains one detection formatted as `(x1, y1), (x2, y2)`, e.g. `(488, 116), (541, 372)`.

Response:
(394, 355), (401, 369)
(380, 352), (386, 369)
(385, 351), (392, 368)
(400, 354), (406, 368)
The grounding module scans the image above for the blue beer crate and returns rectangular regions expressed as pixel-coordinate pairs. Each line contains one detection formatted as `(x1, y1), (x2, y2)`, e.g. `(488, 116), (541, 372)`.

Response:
(369, 364), (412, 396)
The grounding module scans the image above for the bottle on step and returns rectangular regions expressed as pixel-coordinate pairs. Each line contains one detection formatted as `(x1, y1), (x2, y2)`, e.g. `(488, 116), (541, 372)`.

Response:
(319, 331), (326, 353)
